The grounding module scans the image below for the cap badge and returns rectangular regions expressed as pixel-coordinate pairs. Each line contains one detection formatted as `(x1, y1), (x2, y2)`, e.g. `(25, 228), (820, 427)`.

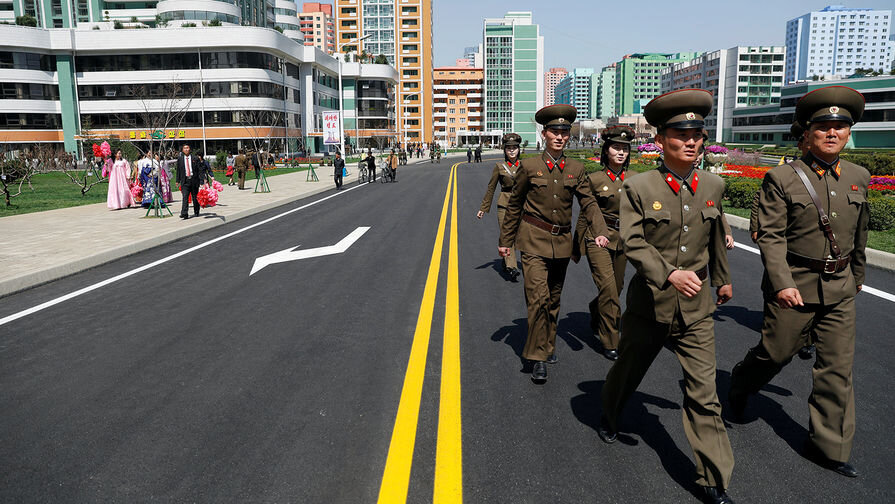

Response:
(685, 112), (696, 120)
(558, 118), (565, 123)
(621, 132), (628, 139)
(830, 106), (840, 114)
(652, 201), (662, 210)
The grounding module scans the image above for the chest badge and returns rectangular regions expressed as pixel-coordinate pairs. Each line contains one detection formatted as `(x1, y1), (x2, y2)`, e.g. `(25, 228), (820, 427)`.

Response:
(567, 174), (575, 179)
(536, 171), (543, 176)
(652, 201), (662, 211)
(706, 200), (715, 207)
(851, 185), (858, 191)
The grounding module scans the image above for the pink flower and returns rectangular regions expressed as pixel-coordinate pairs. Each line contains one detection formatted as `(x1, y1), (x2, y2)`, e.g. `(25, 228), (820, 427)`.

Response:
(100, 141), (111, 157)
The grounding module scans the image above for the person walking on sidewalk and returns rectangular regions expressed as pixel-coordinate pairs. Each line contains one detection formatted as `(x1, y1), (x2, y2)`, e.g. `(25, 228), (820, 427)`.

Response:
(387, 149), (399, 181)
(333, 151), (345, 190)
(226, 153), (235, 186)
(107, 149), (135, 210)
(235, 149), (248, 190)
(176, 143), (204, 219)
(467, 147), (472, 163)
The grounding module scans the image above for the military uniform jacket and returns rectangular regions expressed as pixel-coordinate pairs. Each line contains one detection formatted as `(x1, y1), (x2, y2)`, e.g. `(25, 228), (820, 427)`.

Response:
(234, 154), (248, 170)
(749, 190), (760, 233)
(621, 165), (731, 325)
(479, 161), (519, 213)
(574, 168), (631, 252)
(757, 155), (869, 305)
(500, 153), (608, 259)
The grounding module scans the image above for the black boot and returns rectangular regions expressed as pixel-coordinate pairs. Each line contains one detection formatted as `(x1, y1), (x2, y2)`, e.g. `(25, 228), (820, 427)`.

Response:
(702, 486), (734, 504)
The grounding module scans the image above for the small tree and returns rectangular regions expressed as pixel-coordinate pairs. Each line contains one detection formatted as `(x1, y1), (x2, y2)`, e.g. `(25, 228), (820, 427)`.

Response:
(208, 19), (221, 27)
(374, 54), (388, 65)
(0, 151), (37, 207)
(15, 15), (37, 27)
(113, 20), (123, 29)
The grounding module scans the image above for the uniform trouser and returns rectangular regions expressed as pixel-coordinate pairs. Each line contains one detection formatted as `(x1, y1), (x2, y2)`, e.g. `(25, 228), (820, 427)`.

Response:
(521, 252), (569, 362)
(602, 311), (734, 490)
(729, 296), (856, 462)
(496, 205), (517, 270)
(237, 169), (246, 189)
(584, 243), (625, 350)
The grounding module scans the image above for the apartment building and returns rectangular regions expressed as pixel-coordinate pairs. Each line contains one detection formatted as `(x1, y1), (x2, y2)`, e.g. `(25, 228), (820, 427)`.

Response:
(432, 66), (486, 146)
(543, 67), (567, 107)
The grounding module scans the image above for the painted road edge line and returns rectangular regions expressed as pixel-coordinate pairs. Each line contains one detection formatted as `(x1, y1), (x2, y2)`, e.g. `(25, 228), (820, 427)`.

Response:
(377, 164), (456, 503)
(0, 183), (368, 328)
(434, 164), (462, 503)
(733, 242), (895, 303)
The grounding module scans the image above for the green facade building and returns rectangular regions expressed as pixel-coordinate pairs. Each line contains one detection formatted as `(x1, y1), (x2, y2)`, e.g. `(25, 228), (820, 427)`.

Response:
(614, 52), (700, 116)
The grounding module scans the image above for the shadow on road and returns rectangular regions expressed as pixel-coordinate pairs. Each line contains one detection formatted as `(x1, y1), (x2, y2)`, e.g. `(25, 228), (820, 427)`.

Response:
(490, 317), (527, 370)
(557, 311), (602, 354)
(713, 304), (763, 332)
(571, 380), (704, 501)
(474, 259), (518, 282)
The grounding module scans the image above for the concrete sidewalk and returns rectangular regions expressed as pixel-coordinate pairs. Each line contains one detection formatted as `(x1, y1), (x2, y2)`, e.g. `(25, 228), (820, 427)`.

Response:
(0, 152), (475, 298)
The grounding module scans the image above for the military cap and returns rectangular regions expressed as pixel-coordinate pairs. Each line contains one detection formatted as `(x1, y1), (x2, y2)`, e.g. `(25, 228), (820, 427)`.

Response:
(502, 132), (522, 147)
(535, 104), (576, 130)
(795, 85), (864, 127)
(644, 89), (713, 130)
(790, 121), (804, 140)
(601, 125), (636, 144)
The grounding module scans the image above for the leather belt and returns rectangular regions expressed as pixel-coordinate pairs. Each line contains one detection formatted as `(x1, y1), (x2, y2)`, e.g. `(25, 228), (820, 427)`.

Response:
(603, 214), (620, 230)
(695, 265), (708, 281)
(787, 251), (851, 274)
(523, 213), (571, 235)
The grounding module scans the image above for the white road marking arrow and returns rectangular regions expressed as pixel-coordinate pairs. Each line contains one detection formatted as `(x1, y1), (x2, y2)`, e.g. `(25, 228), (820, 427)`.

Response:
(250, 226), (371, 276)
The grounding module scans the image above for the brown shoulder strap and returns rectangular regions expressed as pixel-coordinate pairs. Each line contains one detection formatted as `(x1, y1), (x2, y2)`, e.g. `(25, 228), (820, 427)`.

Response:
(791, 163), (842, 259)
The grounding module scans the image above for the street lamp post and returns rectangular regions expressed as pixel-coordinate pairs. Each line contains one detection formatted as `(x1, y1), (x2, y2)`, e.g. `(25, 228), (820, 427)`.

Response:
(338, 34), (372, 157)
(400, 92), (419, 148)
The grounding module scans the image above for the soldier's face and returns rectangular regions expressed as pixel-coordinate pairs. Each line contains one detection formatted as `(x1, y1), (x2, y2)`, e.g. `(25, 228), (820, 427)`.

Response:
(542, 128), (570, 152)
(808, 121), (850, 158)
(606, 142), (629, 168)
(655, 128), (703, 165)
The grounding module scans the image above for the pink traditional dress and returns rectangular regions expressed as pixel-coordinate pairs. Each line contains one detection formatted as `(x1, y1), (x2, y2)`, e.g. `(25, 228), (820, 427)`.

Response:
(107, 158), (135, 209)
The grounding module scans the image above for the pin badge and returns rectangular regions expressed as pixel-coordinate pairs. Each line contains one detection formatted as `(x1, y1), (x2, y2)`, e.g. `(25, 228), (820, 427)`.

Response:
(652, 201), (662, 210)
(603, 186), (609, 191)
(685, 112), (696, 120)
(537, 171), (543, 176)
(851, 184), (858, 191)
(830, 106), (840, 114)
(706, 200), (715, 207)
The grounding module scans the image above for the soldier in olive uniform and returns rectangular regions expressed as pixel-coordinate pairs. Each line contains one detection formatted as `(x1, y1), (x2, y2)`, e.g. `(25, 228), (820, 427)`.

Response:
(729, 86), (869, 479)
(499, 105), (610, 383)
(478, 133), (523, 280)
(572, 125), (636, 361)
(597, 89), (736, 504)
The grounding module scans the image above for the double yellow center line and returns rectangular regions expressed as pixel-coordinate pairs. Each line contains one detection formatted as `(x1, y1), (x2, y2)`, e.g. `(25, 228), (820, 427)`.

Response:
(377, 163), (463, 503)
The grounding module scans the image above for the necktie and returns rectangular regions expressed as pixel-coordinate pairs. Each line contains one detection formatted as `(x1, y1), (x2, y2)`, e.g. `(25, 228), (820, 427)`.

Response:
(186, 156), (191, 177)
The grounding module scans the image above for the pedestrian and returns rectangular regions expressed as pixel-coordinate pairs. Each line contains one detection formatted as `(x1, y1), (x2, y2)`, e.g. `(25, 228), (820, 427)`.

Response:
(572, 125), (636, 361)
(436, 148), (442, 164)
(430, 146), (436, 163)
(365, 150), (376, 183)
(252, 150), (261, 180)
(333, 151), (345, 190)
(728, 86), (869, 479)
(106, 149), (135, 210)
(226, 152), (235, 185)
(235, 149), (248, 190)
(477, 133), (523, 281)
(467, 147), (473, 163)
(596, 89), (735, 504)
(176, 143), (204, 219)
(474, 144), (482, 163)
(499, 104), (609, 383)
(387, 149), (398, 181)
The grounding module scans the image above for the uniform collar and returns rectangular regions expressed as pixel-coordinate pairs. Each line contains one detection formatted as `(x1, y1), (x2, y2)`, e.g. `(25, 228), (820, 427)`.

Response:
(506, 160), (520, 168)
(606, 167), (625, 182)
(660, 163), (699, 195)
(542, 151), (566, 172)
(803, 152), (841, 179)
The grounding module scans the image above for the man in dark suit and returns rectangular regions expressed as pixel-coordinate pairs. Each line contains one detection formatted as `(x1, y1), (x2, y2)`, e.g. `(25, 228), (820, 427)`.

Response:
(252, 150), (262, 179)
(333, 151), (345, 190)
(176, 143), (204, 219)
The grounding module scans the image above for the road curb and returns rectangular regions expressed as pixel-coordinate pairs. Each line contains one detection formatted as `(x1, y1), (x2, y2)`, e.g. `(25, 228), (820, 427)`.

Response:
(726, 214), (895, 272)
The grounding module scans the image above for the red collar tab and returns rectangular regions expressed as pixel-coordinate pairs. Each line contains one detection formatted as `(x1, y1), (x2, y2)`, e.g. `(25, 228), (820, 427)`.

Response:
(507, 161), (519, 168)
(690, 171), (699, 193)
(606, 169), (625, 182)
(546, 158), (565, 171)
(811, 160), (841, 178)
(664, 173), (681, 194)
(706, 200), (715, 207)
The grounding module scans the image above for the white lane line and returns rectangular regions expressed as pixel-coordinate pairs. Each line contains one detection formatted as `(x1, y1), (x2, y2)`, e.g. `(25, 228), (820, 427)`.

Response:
(0, 183), (368, 327)
(733, 241), (895, 303)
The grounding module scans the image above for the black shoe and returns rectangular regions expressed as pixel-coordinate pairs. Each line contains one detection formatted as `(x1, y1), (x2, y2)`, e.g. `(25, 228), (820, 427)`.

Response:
(798, 344), (816, 360)
(546, 354), (558, 364)
(804, 441), (859, 477)
(702, 486), (734, 504)
(531, 361), (547, 383)
(180, 214), (188, 219)
(507, 267), (520, 281)
(597, 416), (617, 444)
(603, 349), (619, 361)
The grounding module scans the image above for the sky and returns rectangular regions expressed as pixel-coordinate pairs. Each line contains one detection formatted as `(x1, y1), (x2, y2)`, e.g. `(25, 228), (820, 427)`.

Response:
(432, 0), (895, 70)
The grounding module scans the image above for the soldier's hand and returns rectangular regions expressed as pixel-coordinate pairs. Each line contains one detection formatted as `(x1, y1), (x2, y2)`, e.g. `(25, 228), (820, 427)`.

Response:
(725, 235), (735, 250)
(776, 288), (804, 308)
(857, 285), (863, 293)
(716, 284), (733, 305)
(476, 210), (484, 219)
(498, 247), (511, 258)
(750, 231), (758, 243)
(594, 235), (609, 248)
(668, 270), (702, 298)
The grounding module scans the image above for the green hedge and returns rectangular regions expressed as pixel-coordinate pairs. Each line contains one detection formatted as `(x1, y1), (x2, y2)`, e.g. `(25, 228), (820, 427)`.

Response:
(869, 196), (895, 231)
(841, 153), (895, 176)
(724, 177), (762, 209)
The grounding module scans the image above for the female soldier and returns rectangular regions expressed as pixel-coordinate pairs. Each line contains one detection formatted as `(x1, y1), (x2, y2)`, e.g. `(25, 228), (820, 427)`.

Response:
(573, 125), (635, 360)
(477, 133), (523, 280)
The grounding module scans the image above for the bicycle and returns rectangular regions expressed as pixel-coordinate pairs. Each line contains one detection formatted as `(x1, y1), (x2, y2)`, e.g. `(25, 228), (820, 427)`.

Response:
(379, 159), (394, 183)
(357, 161), (368, 185)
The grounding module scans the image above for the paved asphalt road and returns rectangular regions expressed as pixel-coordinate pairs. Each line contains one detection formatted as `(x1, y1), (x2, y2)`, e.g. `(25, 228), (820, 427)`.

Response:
(2, 156), (893, 503)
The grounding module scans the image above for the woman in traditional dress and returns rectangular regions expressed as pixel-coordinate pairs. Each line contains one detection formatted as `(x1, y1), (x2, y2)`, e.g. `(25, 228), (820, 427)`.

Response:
(155, 153), (173, 203)
(107, 149), (135, 209)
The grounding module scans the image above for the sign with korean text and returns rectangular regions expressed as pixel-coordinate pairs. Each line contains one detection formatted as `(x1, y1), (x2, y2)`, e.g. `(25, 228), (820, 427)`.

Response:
(323, 112), (341, 145)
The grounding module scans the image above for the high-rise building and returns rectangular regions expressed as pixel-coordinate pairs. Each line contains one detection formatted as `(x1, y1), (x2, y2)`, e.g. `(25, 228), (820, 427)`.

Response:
(543, 67), (567, 107)
(298, 2), (335, 54)
(614, 52), (700, 116)
(5, 0), (265, 28)
(661, 46), (785, 142)
(463, 44), (483, 68)
(785, 5), (893, 84)
(335, 0), (434, 143)
(594, 63), (616, 121)
(553, 68), (595, 119)
(483, 11), (543, 147)
(432, 66), (489, 146)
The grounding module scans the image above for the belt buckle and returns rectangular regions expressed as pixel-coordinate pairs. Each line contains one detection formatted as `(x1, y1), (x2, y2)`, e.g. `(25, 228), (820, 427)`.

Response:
(550, 224), (561, 235)
(823, 258), (838, 274)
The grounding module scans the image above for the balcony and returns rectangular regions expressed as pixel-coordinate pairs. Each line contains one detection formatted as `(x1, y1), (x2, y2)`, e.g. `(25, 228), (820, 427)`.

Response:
(468, 111), (482, 117)
(434, 93), (448, 99)
(434, 111), (446, 117)
(467, 121), (482, 126)
(468, 93), (482, 98)
(433, 102), (447, 108)
(434, 121), (447, 127)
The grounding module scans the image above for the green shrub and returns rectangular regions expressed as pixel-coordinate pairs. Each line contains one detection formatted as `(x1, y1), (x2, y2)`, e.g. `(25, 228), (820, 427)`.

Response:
(869, 196), (895, 231)
(215, 150), (227, 169)
(208, 19), (221, 26)
(182, 22), (196, 27)
(113, 20), (123, 29)
(841, 153), (895, 176)
(724, 177), (762, 209)
(15, 15), (37, 27)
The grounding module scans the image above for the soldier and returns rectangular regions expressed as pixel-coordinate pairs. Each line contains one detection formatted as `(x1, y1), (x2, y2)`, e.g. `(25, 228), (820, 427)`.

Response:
(572, 125), (636, 361)
(499, 105), (609, 383)
(597, 89), (735, 504)
(728, 86), (869, 479)
(478, 133), (524, 280)
(234, 149), (248, 190)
